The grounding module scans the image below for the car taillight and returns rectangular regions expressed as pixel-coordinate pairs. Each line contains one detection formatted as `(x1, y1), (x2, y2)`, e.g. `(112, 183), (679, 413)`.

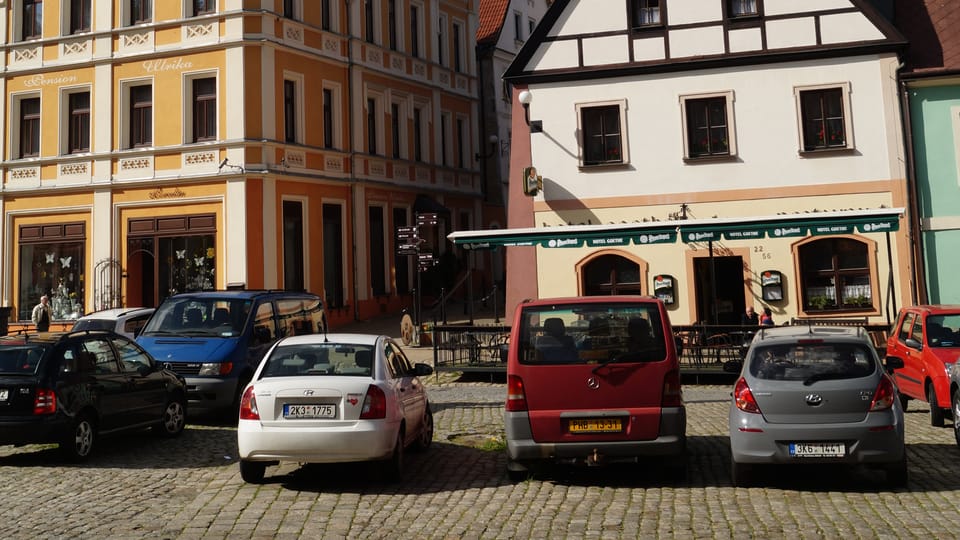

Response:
(869, 375), (896, 412)
(359, 385), (387, 419)
(239, 386), (259, 420)
(661, 370), (683, 407)
(506, 374), (527, 411)
(734, 377), (761, 414)
(33, 388), (56, 415)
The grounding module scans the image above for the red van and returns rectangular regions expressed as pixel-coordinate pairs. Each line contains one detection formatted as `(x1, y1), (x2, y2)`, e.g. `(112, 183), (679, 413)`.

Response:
(504, 296), (686, 481)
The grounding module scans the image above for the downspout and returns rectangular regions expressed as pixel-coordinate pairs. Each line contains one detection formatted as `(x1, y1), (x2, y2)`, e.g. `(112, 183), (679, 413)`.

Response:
(346, 0), (361, 322)
(899, 76), (927, 304)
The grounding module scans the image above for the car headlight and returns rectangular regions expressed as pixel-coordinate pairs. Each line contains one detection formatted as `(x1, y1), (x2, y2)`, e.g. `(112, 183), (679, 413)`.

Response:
(199, 363), (222, 376)
(945, 362), (955, 378)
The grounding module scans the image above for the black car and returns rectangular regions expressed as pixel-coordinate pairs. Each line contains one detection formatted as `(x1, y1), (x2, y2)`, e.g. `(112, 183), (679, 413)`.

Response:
(0, 330), (187, 460)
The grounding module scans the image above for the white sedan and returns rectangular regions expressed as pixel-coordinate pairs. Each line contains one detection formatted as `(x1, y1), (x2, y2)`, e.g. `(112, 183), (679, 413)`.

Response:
(236, 333), (434, 483)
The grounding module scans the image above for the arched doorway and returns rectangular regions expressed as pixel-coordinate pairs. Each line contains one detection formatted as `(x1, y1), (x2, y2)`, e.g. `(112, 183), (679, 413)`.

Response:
(581, 254), (643, 296)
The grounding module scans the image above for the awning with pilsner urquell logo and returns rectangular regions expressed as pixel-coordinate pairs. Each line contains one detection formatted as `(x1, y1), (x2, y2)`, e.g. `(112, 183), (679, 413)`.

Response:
(447, 208), (903, 249)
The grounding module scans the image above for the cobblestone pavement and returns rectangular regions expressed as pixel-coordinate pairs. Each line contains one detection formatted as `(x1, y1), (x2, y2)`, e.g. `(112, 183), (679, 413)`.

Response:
(3, 317), (960, 538)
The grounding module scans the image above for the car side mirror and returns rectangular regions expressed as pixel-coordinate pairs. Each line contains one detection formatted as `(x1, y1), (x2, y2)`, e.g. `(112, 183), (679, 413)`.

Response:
(884, 355), (904, 373)
(413, 362), (433, 377)
(904, 338), (922, 351)
(137, 364), (154, 377)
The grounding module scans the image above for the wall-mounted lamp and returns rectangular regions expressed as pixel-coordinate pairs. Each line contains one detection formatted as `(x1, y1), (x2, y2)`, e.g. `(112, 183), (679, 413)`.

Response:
(218, 158), (245, 174)
(475, 134), (500, 161)
(517, 90), (542, 133)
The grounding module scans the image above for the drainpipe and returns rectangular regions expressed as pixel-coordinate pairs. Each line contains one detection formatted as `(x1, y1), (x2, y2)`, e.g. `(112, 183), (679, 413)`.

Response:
(346, 0), (361, 322)
(898, 76), (927, 304)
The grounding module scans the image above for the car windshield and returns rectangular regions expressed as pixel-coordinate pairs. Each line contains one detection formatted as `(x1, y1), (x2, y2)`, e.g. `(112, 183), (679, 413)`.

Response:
(260, 343), (375, 377)
(517, 303), (666, 365)
(72, 319), (115, 332)
(140, 297), (252, 337)
(927, 314), (960, 348)
(0, 342), (49, 375)
(749, 342), (876, 382)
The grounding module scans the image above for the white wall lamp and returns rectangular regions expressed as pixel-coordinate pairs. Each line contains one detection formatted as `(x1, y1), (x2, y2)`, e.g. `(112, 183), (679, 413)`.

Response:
(475, 134), (500, 161)
(518, 90), (542, 133)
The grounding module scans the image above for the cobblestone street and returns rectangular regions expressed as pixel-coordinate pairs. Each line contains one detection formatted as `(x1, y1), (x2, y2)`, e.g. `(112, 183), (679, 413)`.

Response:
(2, 374), (960, 538)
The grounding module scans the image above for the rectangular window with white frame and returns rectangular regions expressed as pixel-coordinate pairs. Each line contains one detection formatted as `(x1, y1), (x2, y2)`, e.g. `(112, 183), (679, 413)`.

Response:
(514, 12), (522, 42)
(323, 87), (335, 149)
(576, 99), (629, 167)
(192, 0), (215, 16)
(283, 0), (302, 20)
(680, 91), (737, 160)
(122, 81), (153, 149)
(129, 0), (152, 25)
(283, 74), (304, 144)
(367, 98), (378, 155)
(456, 116), (466, 169)
(62, 89), (91, 155)
(67, 0), (92, 34)
(322, 0), (333, 31)
(185, 75), (217, 143)
(453, 22), (463, 73)
(437, 14), (447, 66)
(410, 3), (422, 58)
(391, 102), (403, 159)
(795, 83), (853, 153)
(12, 94), (41, 159)
(388, 0), (398, 51)
(365, 0), (378, 44)
(21, 0), (43, 40)
(413, 106), (424, 162)
(282, 199), (305, 292)
(440, 112), (451, 166)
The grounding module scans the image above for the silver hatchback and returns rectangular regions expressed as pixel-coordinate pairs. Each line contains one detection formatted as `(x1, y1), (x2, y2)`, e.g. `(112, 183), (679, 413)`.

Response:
(728, 325), (906, 487)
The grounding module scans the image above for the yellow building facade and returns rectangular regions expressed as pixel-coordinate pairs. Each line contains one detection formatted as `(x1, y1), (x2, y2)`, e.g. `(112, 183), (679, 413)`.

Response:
(1, 0), (484, 330)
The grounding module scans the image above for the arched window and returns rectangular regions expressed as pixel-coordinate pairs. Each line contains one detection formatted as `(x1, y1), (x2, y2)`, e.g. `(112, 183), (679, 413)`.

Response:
(582, 254), (642, 296)
(798, 238), (873, 312)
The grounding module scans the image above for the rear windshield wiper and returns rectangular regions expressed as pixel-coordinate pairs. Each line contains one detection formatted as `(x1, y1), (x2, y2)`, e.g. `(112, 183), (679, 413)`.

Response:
(591, 350), (654, 373)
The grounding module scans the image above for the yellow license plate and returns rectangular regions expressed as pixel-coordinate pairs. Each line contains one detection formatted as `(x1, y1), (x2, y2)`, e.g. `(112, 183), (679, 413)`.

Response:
(568, 418), (623, 433)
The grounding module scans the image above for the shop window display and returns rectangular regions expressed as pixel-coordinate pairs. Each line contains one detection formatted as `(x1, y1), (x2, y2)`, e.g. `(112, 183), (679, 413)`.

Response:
(19, 242), (84, 321)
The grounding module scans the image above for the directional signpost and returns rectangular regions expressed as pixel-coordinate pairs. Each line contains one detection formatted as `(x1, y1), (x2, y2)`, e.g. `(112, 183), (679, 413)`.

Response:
(396, 213), (440, 344)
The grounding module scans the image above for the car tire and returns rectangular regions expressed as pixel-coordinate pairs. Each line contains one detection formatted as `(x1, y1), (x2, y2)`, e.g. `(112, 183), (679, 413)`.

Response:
(953, 391), (960, 447)
(411, 405), (433, 452)
(730, 457), (753, 488)
(899, 392), (909, 412)
(506, 460), (529, 483)
(886, 455), (908, 488)
(927, 383), (945, 427)
(384, 431), (404, 482)
(60, 413), (96, 462)
(154, 397), (187, 437)
(239, 460), (266, 484)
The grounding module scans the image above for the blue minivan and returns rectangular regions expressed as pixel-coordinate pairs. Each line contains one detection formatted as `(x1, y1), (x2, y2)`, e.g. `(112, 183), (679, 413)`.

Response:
(137, 290), (326, 416)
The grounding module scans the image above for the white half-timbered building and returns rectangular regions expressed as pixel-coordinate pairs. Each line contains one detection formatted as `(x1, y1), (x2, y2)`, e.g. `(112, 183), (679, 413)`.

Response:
(451, 0), (914, 327)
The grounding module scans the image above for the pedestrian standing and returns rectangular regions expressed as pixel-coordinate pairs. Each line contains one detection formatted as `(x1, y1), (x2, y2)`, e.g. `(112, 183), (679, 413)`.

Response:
(760, 307), (775, 327)
(32, 295), (53, 332)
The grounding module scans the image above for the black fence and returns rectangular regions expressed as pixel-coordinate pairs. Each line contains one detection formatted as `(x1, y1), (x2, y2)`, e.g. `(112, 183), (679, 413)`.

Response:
(429, 320), (891, 377)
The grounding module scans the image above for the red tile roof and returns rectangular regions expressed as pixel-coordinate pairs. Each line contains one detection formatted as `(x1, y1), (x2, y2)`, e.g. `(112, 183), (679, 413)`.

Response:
(477, 0), (511, 45)
(895, 0), (960, 73)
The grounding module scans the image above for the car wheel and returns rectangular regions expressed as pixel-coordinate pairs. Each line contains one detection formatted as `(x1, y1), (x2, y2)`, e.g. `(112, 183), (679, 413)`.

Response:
(953, 391), (960, 447)
(240, 460), (266, 483)
(155, 397), (187, 437)
(506, 460), (530, 483)
(60, 413), (96, 462)
(730, 457), (753, 487)
(927, 383), (945, 427)
(411, 405), (433, 452)
(899, 392), (909, 412)
(384, 431), (404, 482)
(886, 454), (908, 488)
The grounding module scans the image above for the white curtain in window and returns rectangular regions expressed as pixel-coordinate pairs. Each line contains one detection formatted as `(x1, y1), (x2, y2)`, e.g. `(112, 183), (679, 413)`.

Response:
(731, 0), (757, 16)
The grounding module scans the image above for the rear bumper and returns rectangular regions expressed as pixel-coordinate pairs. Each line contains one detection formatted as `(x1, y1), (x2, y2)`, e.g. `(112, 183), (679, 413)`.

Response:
(729, 410), (905, 465)
(505, 407), (686, 464)
(237, 418), (399, 463)
(0, 415), (68, 446)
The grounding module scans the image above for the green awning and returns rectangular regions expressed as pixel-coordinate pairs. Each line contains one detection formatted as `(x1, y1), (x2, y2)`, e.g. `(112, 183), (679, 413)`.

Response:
(448, 208), (902, 249)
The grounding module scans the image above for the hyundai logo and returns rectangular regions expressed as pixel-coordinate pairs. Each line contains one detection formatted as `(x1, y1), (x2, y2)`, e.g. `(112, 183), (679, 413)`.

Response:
(303, 389), (315, 396)
(805, 393), (823, 405)
(586, 377), (600, 390)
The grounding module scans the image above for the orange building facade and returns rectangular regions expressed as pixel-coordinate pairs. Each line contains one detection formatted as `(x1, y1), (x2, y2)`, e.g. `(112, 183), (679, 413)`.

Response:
(1, 0), (488, 330)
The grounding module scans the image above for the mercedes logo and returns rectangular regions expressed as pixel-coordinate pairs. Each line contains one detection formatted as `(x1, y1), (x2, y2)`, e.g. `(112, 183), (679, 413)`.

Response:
(163, 362), (172, 371)
(586, 377), (600, 390)
(805, 393), (823, 405)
